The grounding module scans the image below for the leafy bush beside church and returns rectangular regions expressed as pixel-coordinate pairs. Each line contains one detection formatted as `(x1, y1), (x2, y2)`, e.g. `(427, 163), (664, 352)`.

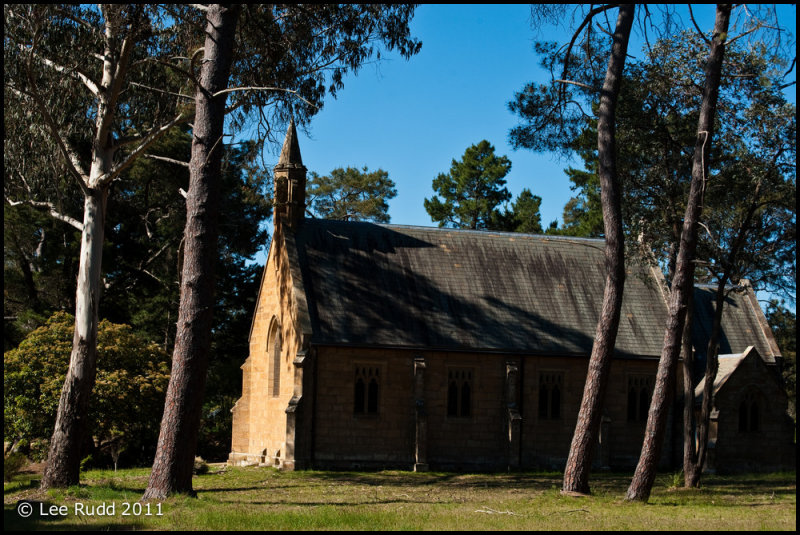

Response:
(4, 312), (169, 468)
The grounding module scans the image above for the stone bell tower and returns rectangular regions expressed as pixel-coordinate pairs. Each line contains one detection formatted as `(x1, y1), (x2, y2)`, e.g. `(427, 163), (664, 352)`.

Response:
(273, 118), (306, 231)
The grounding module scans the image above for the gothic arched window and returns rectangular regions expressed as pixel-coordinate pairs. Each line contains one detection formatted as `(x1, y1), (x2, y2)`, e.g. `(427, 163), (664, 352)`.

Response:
(539, 372), (563, 420)
(268, 320), (281, 397)
(738, 392), (760, 433)
(447, 368), (473, 418)
(627, 375), (653, 423)
(354, 366), (380, 415)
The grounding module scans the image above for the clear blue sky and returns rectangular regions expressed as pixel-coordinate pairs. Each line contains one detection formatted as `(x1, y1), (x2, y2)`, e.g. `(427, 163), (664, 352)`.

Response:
(274, 4), (795, 231)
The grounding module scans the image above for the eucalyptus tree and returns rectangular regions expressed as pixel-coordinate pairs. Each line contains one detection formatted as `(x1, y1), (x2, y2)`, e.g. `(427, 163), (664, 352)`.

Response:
(143, 4), (421, 499)
(4, 4), (191, 489)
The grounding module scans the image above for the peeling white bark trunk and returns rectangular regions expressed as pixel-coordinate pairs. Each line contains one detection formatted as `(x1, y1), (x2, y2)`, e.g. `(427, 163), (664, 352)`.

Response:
(42, 182), (109, 488)
(33, 6), (185, 489)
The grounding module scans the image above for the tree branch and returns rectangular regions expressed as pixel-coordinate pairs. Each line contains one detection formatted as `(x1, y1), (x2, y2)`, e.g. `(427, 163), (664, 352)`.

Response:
(134, 57), (200, 90)
(5, 197), (84, 231)
(144, 154), (191, 168)
(99, 9), (139, 138)
(555, 79), (597, 91)
(16, 67), (90, 193)
(103, 112), (190, 186)
(561, 4), (621, 85)
(128, 81), (195, 101)
(53, 5), (102, 36)
(20, 44), (101, 96)
(211, 86), (319, 109)
(688, 5), (712, 45)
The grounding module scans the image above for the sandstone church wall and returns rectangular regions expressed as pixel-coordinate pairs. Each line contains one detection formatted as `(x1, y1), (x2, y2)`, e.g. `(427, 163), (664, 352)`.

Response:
(229, 237), (302, 466)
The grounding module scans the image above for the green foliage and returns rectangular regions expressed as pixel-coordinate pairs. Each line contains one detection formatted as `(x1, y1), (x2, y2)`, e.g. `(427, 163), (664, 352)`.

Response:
(3, 313), (73, 446)
(3, 312), (170, 466)
(4, 451), (28, 482)
(489, 188), (546, 234)
(193, 457), (210, 475)
(510, 31), (796, 295)
(551, 168), (604, 238)
(766, 301), (797, 422)
(425, 140), (513, 230)
(506, 188), (544, 234)
(307, 167), (397, 222)
(3, 202), (81, 351)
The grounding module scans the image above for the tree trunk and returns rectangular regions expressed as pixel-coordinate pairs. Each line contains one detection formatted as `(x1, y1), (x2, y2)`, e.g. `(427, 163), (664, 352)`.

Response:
(690, 280), (726, 485)
(41, 187), (109, 488)
(681, 292), (701, 487)
(685, 180), (762, 487)
(562, 4), (634, 495)
(26, 6), (181, 489)
(143, 4), (240, 500)
(626, 4), (731, 502)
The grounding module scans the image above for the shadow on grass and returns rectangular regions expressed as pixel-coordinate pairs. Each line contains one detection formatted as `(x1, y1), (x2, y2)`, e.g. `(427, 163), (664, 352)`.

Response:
(5, 510), (145, 531)
(4, 500), (139, 531)
(196, 470), (567, 494)
(297, 470), (566, 489)
(3, 477), (41, 493)
(218, 496), (444, 508)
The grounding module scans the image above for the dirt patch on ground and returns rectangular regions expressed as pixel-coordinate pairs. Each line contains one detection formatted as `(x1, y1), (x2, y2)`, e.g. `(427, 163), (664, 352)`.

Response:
(20, 462), (46, 475)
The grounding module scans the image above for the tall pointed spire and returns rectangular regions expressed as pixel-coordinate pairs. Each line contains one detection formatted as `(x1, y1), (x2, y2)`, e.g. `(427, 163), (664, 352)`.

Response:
(274, 118), (307, 231)
(276, 117), (304, 169)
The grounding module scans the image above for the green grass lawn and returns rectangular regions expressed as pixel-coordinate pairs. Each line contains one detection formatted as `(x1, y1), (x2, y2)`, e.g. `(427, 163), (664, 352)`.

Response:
(4, 466), (796, 531)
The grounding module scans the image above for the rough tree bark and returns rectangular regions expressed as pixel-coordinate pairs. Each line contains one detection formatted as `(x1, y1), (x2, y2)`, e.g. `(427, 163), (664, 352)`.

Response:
(626, 3), (731, 502)
(143, 4), (241, 500)
(681, 292), (700, 487)
(561, 4), (634, 495)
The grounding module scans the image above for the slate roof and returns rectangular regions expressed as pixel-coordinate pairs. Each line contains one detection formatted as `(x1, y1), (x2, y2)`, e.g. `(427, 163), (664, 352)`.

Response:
(292, 219), (670, 358)
(691, 285), (779, 363)
(694, 350), (751, 400)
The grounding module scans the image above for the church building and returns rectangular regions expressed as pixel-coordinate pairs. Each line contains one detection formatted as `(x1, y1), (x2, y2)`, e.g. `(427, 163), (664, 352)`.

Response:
(228, 123), (794, 472)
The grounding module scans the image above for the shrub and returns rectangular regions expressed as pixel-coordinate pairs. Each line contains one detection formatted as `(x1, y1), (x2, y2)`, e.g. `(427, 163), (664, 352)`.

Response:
(4, 312), (170, 468)
(194, 457), (209, 475)
(4, 452), (28, 482)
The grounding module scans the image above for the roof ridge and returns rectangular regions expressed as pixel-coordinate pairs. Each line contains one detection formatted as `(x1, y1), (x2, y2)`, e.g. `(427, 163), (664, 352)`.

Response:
(305, 217), (606, 244)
